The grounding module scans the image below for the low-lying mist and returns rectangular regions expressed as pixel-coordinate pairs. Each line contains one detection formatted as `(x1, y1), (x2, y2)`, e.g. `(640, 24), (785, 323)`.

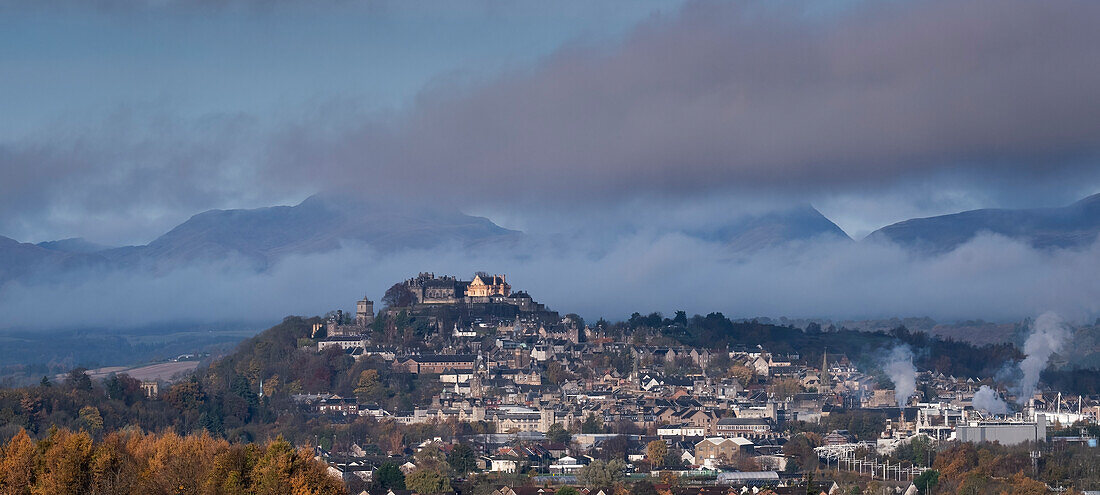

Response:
(2, 232), (1099, 332)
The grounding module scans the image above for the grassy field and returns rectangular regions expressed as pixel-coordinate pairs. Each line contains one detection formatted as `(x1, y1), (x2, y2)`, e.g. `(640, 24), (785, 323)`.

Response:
(1, 321), (270, 386)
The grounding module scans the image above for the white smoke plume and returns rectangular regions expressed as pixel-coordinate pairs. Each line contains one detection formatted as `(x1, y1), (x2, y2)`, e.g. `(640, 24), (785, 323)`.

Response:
(972, 385), (1010, 415)
(1014, 311), (1070, 404)
(883, 345), (917, 410)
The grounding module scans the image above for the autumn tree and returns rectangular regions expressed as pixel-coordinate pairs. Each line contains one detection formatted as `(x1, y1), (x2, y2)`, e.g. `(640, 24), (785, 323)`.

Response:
(768, 378), (803, 400)
(0, 429), (36, 493)
(0, 428), (345, 495)
(354, 369), (382, 402)
(728, 364), (755, 385)
(31, 428), (93, 494)
(646, 440), (668, 467)
(78, 406), (104, 433)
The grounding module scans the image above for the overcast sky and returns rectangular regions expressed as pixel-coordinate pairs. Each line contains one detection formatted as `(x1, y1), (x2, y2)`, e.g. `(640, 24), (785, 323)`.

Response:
(2, 0), (1100, 245)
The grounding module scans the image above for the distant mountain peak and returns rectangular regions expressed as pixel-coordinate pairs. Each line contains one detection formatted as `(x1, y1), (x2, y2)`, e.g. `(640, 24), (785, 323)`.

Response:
(696, 203), (851, 252)
(869, 193), (1100, 253)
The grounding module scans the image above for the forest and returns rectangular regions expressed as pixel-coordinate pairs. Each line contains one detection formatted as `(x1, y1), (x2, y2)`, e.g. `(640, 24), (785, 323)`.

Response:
(616, 311), (1025, 384)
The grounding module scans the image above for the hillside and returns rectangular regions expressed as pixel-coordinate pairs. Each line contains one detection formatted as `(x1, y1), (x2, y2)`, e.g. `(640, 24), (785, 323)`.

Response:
(0, 235), (106, 284)
(101, 194), (523, 272)
(0, 195), (522, 282)
(693, 204), (852, 251)
(869, 193), (1100, 253)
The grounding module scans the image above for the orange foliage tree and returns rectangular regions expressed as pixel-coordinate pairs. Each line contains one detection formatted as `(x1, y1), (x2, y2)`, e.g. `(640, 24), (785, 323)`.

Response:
(0, 428), (346, 495)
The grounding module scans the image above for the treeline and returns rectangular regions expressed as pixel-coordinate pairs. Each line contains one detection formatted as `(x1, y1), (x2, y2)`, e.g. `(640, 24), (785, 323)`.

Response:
(788, 410), (887, 442)
(1041, 367), (1100, 395)
(0, 316), (444, 447)
(614, 311), (1022, 379)
(0, 427), (345, 495)
(931, 441), (1100, 493)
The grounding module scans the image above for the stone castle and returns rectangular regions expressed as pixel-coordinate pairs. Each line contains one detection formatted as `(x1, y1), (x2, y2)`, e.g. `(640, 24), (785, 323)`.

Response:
(322, 272), (556, 338)
(402, 272), (542, 311)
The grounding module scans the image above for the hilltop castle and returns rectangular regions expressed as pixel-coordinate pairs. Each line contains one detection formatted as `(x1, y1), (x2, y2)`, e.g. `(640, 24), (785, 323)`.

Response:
(403, 272), (531, 306)
(323, 272), (556, 338)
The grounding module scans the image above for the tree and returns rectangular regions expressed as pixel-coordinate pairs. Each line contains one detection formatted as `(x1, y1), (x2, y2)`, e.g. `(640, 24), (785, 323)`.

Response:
(1002, 473), (1048, 495)
(646, 440), (668, 467)
(383, 283), (417, 308)
(582, 413), (603, 434)
(631, 480), (658, 495)
(354, 370), (382, 402)
(546, 361), (573, 385)
(34, 428), (94, 494)
(557, 487), (580, 495)
(0, 429), (36, 492)
(67, 368), (92, 391)
(914, 470), (939, 494)
(783, 434), (820, 473)
(405, 468), (451, 495)
(104, 373), (143, 404)
(448, 443), (476, 476)
(547, 423), (572, 444)
(728, 364), (755, 385)
(600, 435), (630, 461)
(39, 376), (51, 387)
(414, 442), (447, 472)
(768, 377), (803, 400)
(577, 459), (626, 488)
(375, 462), (406, 490)
(79, 406), (104, 433)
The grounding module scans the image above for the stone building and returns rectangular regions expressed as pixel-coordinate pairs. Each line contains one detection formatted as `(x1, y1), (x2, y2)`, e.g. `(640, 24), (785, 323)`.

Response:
(355, 297), (375, 326)
(396, 354), (478, 374)
(465, 273), (510, 298)
(694, 437), (754, 464)
(402, 272), (516, 304)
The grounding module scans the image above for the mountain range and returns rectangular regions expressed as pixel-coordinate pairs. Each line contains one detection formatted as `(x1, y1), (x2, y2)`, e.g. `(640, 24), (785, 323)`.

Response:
(0, 195), (521, 285)
(868, 192), (1100, 253)
(2, 192), (1099, 287)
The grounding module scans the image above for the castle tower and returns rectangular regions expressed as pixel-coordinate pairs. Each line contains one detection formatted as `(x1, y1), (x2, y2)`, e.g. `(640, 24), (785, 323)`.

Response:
(356, 297), (375, 327)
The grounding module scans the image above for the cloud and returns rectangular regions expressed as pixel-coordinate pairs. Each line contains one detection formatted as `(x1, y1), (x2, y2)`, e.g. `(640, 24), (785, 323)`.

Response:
(3, 231), (1099, 332)
(267, 0), (1100, 207)
(4, 0), (1100, 244)
(0, 111), (276, 244)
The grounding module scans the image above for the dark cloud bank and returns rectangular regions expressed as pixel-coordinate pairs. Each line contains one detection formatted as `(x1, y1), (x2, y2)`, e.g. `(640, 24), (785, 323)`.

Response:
(274, 0), (1100, 204)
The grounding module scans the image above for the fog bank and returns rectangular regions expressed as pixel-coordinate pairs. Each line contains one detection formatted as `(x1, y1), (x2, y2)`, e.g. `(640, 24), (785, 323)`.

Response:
(2, 232), (1099, 332)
